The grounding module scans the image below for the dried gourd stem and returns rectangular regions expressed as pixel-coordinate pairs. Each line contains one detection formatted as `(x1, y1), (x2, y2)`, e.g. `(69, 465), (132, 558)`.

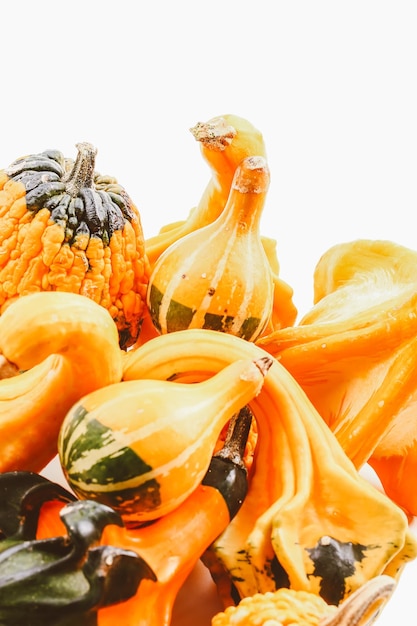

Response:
(63, 142), (97, 196)
(320, 575), (396, 626)
(0, 355), (19, 379)
(232, 156), (270, 194)
(215, 405), (255, 470)
(190, 117), (237, 151)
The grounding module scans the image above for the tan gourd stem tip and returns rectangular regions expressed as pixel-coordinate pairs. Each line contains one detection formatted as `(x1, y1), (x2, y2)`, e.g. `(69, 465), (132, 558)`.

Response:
(64, 142), (97, 196)
(320, 575), (396, 626)
(189, 117), (237, 150)
(254, 355), (274, 377)
(0, 355), (19, 378)
(215, 405), (253, 469)
(233, 156), (270, 194)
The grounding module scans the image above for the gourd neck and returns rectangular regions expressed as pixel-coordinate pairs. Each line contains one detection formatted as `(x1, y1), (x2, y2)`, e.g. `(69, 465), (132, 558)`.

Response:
(189, 116), (266, 228)
(218, 155), (270, 233)
(64, 142), (97, 196)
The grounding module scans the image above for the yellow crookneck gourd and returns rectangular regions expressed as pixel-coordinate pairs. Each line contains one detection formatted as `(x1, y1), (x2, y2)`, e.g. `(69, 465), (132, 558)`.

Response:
(122, 329), (417, 608)
(0, 291), (123, 473)
(140, 113), (296, 346)
(58, 355), (272, 525)
(147, 156), (274, 342)
(144, 114), (267, 269)
(257, 238), (417, 517)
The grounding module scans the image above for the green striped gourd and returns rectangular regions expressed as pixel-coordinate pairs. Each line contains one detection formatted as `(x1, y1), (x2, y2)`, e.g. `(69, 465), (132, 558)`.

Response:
(57, 355), (272, 525)
(146, 156), (274, 342)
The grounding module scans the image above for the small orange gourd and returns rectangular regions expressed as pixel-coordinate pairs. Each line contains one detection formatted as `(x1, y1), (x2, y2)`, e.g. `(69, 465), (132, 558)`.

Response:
(147, 156), (274, 342)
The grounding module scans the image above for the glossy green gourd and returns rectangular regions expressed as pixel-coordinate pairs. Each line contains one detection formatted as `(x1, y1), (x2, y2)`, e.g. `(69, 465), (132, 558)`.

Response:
(58, 356), (272, 525)
(147, 156), (274, 342)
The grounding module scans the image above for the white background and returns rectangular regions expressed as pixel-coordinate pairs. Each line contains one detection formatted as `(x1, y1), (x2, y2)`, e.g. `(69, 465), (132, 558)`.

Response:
(2, 1), (417, 623)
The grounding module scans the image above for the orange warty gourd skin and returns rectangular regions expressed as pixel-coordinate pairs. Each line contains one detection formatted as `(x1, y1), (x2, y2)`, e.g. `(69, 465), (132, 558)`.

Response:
(0, 143), (150, 349)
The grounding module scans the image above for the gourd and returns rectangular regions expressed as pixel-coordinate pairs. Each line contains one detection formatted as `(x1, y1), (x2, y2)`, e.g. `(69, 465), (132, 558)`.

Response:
(0, 471), (155, 626)
(0, 407), (254, 626)
(211, 576), (395, 626)
(256, 238), (417, 516)
(144, 114), (267, 269)
(99, 406), (254, 626)
(122, 328), (417, 607)
(58, 355), (272, 525)
(0, 291), (123, 473)
(0, 142), (150, 349)
(141, 114), (297, 346)
(147, 156), (274, 341)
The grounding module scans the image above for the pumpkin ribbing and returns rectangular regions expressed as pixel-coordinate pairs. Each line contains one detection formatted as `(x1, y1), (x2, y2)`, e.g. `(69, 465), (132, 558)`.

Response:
(0, 143), (149, 349)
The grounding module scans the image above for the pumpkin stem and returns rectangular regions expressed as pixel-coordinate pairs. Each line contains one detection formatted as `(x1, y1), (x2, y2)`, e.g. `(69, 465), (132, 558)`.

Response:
(64, 142), (97, 196)
(215, 405), (254, 470)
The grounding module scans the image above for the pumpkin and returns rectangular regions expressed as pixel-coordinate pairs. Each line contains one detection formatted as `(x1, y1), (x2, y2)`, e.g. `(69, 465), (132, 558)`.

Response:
(58, 355), (271, 525)
(147, 156), (274, 341)
(0, 142), (150, 349)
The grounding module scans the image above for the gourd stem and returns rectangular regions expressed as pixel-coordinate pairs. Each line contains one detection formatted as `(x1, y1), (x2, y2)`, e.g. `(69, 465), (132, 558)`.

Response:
(215, 405), (254, 470)
(64, 142), (97, 196)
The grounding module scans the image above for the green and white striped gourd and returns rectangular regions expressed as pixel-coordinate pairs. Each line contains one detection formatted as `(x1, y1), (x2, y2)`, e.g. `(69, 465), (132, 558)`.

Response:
(146, 156), (274, 342)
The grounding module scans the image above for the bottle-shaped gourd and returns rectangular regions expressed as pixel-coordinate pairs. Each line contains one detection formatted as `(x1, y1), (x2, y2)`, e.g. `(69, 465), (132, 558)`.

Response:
(147, 156), (274, 342)
(58, 355), (272, 525)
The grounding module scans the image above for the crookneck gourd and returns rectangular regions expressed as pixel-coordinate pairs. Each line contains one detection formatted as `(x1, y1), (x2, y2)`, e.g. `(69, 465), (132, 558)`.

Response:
(122, 329), (417, 607)
(144, 114), (267, 269)
(147, 156), (274, 341)
(0, 471), (155, 626)
(58, 354), (272, 524)
(141, 113), (297, 344)
(256, 238), (417, 517)
(0, 290), (123, 473)
(0, 143), (150, 349)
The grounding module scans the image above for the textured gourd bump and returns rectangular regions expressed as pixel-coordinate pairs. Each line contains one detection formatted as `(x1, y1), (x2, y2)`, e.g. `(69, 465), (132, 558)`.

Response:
(147, 156), (274, 341)
(0, 143), (149, 349)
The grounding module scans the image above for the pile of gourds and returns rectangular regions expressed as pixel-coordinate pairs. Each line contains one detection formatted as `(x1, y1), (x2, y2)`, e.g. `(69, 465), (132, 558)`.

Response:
(0, 113), (416, 626)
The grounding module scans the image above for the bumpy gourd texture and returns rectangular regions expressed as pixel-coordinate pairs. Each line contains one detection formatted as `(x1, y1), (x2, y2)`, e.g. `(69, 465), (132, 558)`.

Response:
(211, 588), (337, 626)
(0, 144), (149, 349)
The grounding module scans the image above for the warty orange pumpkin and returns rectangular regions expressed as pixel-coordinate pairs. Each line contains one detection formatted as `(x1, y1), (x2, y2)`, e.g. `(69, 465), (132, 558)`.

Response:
(0, 142), (150, 349)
